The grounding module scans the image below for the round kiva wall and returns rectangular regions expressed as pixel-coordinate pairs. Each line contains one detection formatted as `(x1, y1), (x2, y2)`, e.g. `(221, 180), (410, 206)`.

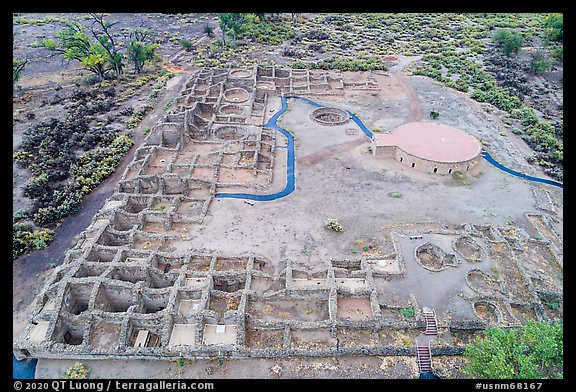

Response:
(371, 122), (482, 175)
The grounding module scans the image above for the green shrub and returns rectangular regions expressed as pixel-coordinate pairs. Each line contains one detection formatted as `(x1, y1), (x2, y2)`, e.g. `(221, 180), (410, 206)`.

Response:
(525, 121), (560, 152)
(292, 56), (388, 72)
(452, 171), (470, 185)
(240, 19), (296, 45)
(530, 50), (553, 74)
(203, 24), (215, 38)
(464, 321), (563, 379)
(22, 172), (50, 199)
(492, 29), (523, 56)
(63, 362), (89, 379)
(543, 13), (563, 43)
(73, 135), (133, 195)
(510, 106), (538, 126)
(429, 110), (440, 119)
(13, 223), (54, 259)
(13, 209), (29, 221)
(33, 206), (59, 225)
(544, 301), (559, 310)
(551, 47), (563, 61)
(401, 307), (415, 318)
(13, 150), (32, 163)
(324, 218), (344, 232)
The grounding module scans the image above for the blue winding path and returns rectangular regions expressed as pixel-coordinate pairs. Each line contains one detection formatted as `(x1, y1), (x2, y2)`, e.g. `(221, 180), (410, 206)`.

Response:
(481, 151), (563, 189)
(13, 354), (37, 379)
(215, 96), (295, 201)
(215, 96), (374, 201)
(214, 97), (562, 201)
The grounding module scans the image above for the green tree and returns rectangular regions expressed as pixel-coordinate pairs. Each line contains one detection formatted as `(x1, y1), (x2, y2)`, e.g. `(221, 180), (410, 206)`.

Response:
(44, 20), (108, 81)
(218, 13), (231, 47)
(492, 29), (523, 56)
(13, 57), (28, 88)
(228, 13), (247, 42)
(464, 321), (563, 379)
(544, 13), (563, 43)
(126, 28), (159, 74)
(218, 13), (247, 46)
(88, 13), (124, 78)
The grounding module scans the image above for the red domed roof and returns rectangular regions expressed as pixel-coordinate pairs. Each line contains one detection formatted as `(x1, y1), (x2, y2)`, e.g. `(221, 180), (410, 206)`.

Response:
(373, 122), (481, 163)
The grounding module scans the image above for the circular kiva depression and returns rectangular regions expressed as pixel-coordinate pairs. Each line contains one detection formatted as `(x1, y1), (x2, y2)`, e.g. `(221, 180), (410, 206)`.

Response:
(453, 236), (485, 263)
(311, 107), (351, 126)
(372, 122), (482, 174)
(256, 81), (275, 90)
(473, 300), (501, 323)
(218, 104), (246, 117)
(415, 242), (458, 272)
(229, 69), (252, 78)
(214, 125), (248, 141)
(223, 87), (250, 103)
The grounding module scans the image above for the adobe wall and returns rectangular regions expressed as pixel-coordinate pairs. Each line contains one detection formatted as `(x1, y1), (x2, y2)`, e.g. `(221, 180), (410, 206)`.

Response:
(371, 139), (480, 175)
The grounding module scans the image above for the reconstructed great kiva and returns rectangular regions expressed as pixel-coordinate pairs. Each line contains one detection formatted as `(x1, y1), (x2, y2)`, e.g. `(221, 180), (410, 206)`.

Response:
(371, 122), (482, 174)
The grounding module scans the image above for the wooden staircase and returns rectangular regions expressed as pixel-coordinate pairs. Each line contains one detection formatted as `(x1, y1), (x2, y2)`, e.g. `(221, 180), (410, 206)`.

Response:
(423, 309), (438, 336)
(417, 308), (439, 374)
(416, 343), (433, 372)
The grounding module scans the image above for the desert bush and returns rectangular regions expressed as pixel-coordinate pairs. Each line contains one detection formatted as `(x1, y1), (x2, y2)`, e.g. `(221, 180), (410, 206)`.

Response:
(240, 19), (295, 45)
(464, 321), (562, 379)
(13, 209), (29, 222)
(294, 56), (388, 72)
(22, 172), (50, 199)
(530, 50), (553, 74)
(63, 362), (89, 379)
(492, 29), (523, 56)
(204, 24), (215, 38)
(401, 307), (415, 318)
(550, 47), (562, 61)
(13, 150), (31, 164)
(13, 223), (54, 259)
(543, 13), (563, 43)
(324, 218), (344, 232)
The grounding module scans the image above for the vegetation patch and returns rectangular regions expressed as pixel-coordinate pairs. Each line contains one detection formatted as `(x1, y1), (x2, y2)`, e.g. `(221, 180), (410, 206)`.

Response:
(63, 362), (90, 379)
(464, 321), (563, 379)
(13, 224), (54, 259)
(324, 218), (344, 232)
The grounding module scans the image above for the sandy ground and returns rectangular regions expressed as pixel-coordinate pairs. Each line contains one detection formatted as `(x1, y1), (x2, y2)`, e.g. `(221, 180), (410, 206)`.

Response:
(35, 355), (425, 379)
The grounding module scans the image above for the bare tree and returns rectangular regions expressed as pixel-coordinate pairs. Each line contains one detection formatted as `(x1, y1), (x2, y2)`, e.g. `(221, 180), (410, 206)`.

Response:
(89, 13), (124, 78)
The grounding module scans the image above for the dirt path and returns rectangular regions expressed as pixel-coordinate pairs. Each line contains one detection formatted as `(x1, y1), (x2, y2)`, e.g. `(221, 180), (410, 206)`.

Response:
(393, 69), (422, 123)
(13, 68), (193, 333)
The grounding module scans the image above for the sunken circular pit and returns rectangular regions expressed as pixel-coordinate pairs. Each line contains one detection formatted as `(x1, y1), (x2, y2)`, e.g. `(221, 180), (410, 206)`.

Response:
(218, 104), (247, 117)
(229, 69), (252, 78)
(213, 126), (248, 141)
(223, 87), (250, 103)
(473, 300), (501, 323)
(466, 269), (502, 296)
(311, 107), (351, 126)
(415, 242), (459, 272)
(453, 236), (485, 263)
(256, 81), (275, 90)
